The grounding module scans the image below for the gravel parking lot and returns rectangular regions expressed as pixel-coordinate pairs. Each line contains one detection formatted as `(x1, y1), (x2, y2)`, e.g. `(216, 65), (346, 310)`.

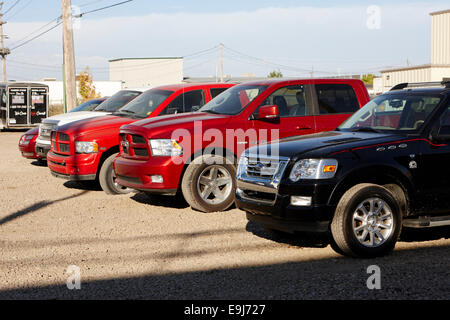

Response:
(0, 131), (449, 300)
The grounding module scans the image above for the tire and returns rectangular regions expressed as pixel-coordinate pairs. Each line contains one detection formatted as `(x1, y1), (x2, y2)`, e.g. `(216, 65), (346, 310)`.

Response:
(99, 153), (132, 195)
(331, 183), (402, 258)
(181, 154), (236, 212)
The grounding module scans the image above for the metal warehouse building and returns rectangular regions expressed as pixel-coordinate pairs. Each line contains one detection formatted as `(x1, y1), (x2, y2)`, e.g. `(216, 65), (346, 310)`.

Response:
(109, 57), (184, 89)
(380, 9), (450, 92)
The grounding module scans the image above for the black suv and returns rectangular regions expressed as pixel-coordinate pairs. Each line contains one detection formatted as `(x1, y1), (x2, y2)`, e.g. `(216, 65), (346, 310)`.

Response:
(236, 81), (450, 258)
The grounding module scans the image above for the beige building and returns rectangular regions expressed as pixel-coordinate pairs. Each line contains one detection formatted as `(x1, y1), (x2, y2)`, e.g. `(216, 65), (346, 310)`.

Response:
(109, 57), (184, 88)
(380, 9), (450, 92)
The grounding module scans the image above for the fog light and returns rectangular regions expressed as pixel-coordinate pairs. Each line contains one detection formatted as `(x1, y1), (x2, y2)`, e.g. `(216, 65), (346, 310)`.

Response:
(291, 196), (312, 207)
(151, 175), (164, 183)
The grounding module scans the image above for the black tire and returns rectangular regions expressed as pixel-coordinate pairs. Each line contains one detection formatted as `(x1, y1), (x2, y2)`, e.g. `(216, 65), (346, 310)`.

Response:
(331, 183), (402, 258)
(181, 154), (236, 212)
(99, 153), (131, 195)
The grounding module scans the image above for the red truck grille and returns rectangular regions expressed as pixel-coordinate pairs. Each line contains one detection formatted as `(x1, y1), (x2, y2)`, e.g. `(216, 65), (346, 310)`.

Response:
(51, 131), (71, 155)
(120, 133), (149, 159)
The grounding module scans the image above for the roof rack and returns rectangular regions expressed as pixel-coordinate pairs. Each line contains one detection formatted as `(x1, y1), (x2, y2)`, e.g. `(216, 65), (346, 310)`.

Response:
(390, 81), (450, 91)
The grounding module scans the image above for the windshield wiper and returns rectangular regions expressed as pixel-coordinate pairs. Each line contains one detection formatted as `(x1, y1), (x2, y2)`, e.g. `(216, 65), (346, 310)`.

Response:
(350, 127), (380, 133)
(202, 109), (221, 115)
(119, 109), (136, 114)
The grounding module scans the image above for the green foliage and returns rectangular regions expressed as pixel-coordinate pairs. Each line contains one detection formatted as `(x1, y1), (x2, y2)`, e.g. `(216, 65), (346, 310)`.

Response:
(362, 73), (376, 85)
(268, 69), (283, 78)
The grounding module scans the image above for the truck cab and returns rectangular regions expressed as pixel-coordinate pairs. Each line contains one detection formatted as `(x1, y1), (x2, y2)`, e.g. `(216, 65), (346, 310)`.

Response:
(113, 79), (370, 212)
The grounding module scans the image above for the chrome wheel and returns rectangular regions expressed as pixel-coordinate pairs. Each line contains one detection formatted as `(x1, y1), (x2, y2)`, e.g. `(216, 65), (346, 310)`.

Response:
(196, 165), (232, 205)
(352, 197), (394, 247)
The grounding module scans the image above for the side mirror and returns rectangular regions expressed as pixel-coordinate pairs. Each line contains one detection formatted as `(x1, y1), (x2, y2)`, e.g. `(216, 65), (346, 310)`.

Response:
(433, 125), (450, 142)
(256, 105), (279, 120)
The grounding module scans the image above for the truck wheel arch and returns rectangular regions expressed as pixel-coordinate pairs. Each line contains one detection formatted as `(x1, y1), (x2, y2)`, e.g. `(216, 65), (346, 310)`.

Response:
(95, 145), (120, 180)
(329, 165), (413, 217)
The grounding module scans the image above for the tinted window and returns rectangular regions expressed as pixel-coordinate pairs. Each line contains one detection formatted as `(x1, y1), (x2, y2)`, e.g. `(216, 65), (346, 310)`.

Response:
(70, 99), (105, 113)
(162, 90), (205, 115)
(210, 88), (229, 99)
(94, 90), (141, 112)
(257, 85), (307, 117)
(315, 84), (359, 114)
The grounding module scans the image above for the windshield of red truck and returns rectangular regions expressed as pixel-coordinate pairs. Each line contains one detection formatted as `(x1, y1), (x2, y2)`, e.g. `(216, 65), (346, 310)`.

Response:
(94, 90), (142, 112)
(200, 84), (268, 115)
(116, 89), (174, 118)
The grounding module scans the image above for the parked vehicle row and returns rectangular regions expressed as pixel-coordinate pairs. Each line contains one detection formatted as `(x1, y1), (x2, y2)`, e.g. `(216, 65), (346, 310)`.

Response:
(17, 80), (450, 258)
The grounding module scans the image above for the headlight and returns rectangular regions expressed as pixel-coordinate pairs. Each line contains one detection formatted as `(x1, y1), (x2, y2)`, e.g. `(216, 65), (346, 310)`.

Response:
(75, 141), (98, 154)
(289, 159), (338, 182)
(20, 135), (34, 146)
(149, 139), (183, 156)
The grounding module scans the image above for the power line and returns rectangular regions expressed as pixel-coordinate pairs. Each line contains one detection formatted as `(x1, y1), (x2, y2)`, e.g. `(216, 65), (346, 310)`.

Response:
(3, 0), (31, 20)
(3, 0), (21, 15)
(75, 0), (133, 17)
(9, 21), (62, 51)
(8, 16), (62, 47)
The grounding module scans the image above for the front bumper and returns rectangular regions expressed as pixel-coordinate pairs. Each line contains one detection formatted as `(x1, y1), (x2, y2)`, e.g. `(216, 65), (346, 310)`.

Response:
(113, 155), (184, 195)
(35, 138), (51, 158)
(236, 180), (336, 234)
(47, 151), (100, 181)
(19, 139), (40, 159)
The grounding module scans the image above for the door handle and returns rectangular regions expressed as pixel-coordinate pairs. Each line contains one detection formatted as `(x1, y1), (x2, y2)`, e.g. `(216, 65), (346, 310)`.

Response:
(296, 125), (312, 130)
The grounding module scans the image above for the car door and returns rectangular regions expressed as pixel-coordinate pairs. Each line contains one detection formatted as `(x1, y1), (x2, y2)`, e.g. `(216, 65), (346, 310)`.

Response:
(312, 83), (361, 132)
(161, 89), (206, 115)
(415, 97), (450, 213)
(250, 84), (316, 146)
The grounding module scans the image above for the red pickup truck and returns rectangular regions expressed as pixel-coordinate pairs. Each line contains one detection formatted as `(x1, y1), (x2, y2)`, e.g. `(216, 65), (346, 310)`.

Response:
(113, 79), (370, 212)
(47, 83), (234, 194)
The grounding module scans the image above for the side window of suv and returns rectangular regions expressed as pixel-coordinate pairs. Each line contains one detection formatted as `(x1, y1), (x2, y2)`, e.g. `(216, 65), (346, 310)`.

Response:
(162, 90), (205, 115)
(256, 85), (307, 118)
(315, 84), (359, 114)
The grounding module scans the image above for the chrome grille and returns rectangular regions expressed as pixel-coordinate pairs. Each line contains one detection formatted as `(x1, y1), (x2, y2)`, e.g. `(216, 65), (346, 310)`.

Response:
(39, 123), (57, 140)
(246, 157), (281, 178)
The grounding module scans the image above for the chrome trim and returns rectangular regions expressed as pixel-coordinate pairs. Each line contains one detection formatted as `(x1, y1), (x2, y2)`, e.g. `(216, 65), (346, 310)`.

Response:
(236, 154), (290, 205)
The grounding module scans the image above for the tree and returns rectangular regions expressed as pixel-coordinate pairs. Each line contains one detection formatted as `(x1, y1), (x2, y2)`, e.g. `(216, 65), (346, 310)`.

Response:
(78, 67), (101, 102)
(362, 73), (376, 85)
(268, 69), (283, 78)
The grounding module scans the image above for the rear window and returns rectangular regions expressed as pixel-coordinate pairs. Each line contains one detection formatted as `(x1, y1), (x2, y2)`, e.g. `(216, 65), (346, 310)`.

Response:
(315, 84), (359, 114)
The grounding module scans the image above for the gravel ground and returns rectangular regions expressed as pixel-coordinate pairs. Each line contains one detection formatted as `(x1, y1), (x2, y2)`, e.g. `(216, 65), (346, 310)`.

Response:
(0, 131), (449, 300)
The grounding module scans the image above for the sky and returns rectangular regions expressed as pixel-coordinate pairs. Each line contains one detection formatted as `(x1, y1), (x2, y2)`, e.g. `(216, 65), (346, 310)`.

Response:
(2, 0), (450, 81)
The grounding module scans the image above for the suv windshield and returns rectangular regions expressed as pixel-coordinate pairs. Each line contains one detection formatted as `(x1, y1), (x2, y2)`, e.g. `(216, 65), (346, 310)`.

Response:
(339, 93), (442, 133)
(116, 89), (174, 118)
(70, 99), (105, 113)
(94, 90), (142, 112)
(199, 84), (268, 115)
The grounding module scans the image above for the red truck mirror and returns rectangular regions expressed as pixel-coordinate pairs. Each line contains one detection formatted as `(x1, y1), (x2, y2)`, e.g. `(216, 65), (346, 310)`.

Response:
(257, 105), (279, 120)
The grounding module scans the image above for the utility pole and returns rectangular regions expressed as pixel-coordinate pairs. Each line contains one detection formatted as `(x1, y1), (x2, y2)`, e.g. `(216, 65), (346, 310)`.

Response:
(219, 43), (224, 83)
(0, 2), (10, 83)
(62, 0), (77, 112)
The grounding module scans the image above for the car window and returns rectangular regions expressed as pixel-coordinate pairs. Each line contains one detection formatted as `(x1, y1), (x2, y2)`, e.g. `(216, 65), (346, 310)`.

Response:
(339, 94), (442, 132)
(94, 90), (141, 112)
(210, 88), (229, 99)
(118, 89), (173, 118)
(439, 101), (450, 126)
(256, 85), (307, 118)
(162, 90), (205, 115)
(315, 84), (359, 114)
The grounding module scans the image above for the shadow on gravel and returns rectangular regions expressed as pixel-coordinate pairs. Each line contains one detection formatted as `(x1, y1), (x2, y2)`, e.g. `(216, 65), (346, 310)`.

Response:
(0, 190), (90, 226)
(0, 242), (448, 300)
(63, 181), (102, 191)
(30, 159), (47, 167)
(246, 221), (450, 250)
(131, 192), (189, 209)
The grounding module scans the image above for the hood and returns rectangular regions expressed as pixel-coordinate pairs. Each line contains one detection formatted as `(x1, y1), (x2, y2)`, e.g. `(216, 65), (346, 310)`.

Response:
(122, 112), (232, 137)
(248, 131), (404, 159)
(57, 114), (136, 137)
(42, 111), (110, 126)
